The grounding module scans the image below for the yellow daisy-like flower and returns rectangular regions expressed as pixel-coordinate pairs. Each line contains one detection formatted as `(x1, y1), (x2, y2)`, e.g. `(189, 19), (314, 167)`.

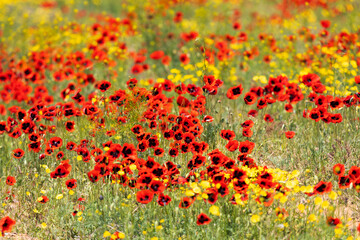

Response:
(209, 205), (220, 216)
(250, 214), (260, 223)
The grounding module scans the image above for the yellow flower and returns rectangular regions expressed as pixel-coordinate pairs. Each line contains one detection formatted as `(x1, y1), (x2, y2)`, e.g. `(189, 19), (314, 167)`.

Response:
(298, 204), (305, 212)
(250, 214), (260, 223)
(156, 225), (163, 230)
(56, 194), (64, 200)
(209, 205), (220, 216)
(103, 231), (111, 238)
(200, 181), (210, 189)
(129, 164), (137, 171)
(111, 232), (125, 239)
(308, 214), (317, 222)
(150, 237), (158, 240)
(185, 190), (195, 197)
(329, 191), (337, 200)
(321, 201), (329, 209)
(314, 197), (322, 205)
(279, 196), (288, 204)
(334, 228), (343, 235)
(201, 193), (208, 199)
(41, 222), (47, 228)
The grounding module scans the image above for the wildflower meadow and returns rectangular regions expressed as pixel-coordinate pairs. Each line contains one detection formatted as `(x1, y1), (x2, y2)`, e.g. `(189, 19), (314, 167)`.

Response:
(0, 0), (360, 239)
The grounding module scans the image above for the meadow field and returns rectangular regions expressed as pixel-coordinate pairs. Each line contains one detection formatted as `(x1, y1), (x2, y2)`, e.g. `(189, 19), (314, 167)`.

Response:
(0, 0), (360, 239)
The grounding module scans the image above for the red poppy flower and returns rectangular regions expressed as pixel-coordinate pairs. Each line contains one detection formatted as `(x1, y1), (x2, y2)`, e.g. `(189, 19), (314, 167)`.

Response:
(131, 125), (143, 135)
(233, 22), (241, 30)
(329, 97), (343, 109)
(66, 179), (77, 190)
(264, 114), (273, 123)
(87, 170), (101, 183)
(257, 178), (276, 189)
(106, 144), (122, 160)
(96, 80), (111, 92)
(6, 176), (16, 186)
(238, 140), (255, 155)
(136, 190), (154, 204)
(50, 160), (72, 179)
(186, 84), (202, 97)
(225, 140), (238, 152)
(45, 147), (54, 156)
(209, 153), (224, 167)
(0, 121), (8, 134)
(38, 196), (49, 203)
(28, 133), (40, 142)
(66, 142), (77, 151)
(320, 20), (331, 28)
(179, 53), (190, 65)
(173, 12), (183, 23)
(326, 217), (341, 226)
(349, 166), (360, 182)
(248, 110), (258, 117)
(329, 113), (342, 123)
(157, 193), (171, 206)
(49, 137), (63, 149)
(0, 216), (16, 233)
(196, 213), (211, 225)
(203, 188), (218, 204)
(16, 109), (26, 121)
(310, 81), (325, 93)
(355, 76), (360, 84)
(162, 55), (171, 65)
(154, 147), (165, 157)
(169, 148), (179, 157)
(137, 140), (148, 152)
(338, 175), (351, 189)
(176, 96), (190, 108)
(313, 181), (332, 194)
(202, 115), (214, 122)
(179, 197), (194, 209)
(56, 151), (64, 160)
(217, 181), (230, 197)
(302, 73), (320, 87)
(242, 128), (253, 137)
(227, 84), (243, 99)
(65, 121), (75, 132)
(285, 131), (295, 139)
(220, 130), (235, 141)
(284, 103), (293, 112)
(256, 192), (274, 207)
(241, 120), (254, 128)
(149, 180), (165, 194)
(257, 98), (267, 109)
(333, 163), (345, 176)
(150, 50), (164, 60)
(12, 148), (24, 159)
(121, 143), (136, 158)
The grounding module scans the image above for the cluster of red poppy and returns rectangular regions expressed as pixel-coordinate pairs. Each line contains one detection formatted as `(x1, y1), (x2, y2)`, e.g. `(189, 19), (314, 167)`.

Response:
(2, 0), (360, 236)
(332, 164), (360, 191)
